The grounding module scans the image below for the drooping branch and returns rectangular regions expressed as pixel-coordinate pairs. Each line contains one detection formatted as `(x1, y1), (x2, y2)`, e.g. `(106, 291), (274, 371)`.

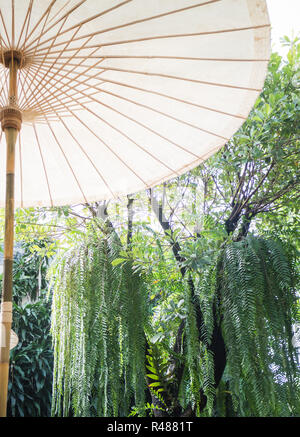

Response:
(148, 188), (226, 415)
(126, 195), (134, 247)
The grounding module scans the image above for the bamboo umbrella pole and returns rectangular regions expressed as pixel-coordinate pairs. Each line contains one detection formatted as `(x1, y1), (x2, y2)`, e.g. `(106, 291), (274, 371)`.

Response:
(0, 54), (21, 417)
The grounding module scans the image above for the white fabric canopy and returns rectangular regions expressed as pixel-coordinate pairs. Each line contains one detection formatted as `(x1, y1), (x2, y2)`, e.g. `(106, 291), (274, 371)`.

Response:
(0, 0), (270, 207)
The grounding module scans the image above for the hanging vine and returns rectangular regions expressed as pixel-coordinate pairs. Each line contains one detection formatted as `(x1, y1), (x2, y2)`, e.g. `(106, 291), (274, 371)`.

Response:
(49, 222), (148, 417)
(183, 234), (300, 416)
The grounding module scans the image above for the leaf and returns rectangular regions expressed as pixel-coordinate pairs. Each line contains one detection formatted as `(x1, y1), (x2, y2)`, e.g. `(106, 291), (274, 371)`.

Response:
(149, 382), (162, 387)
(147, 374), (159, 380)
(146, 365), (157, 374)
(111, 258), (126, 266)
(150, 333), (163, 344)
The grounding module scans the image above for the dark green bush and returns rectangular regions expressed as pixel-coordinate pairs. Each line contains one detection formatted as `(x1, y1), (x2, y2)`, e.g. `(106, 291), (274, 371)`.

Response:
(5, 240), (53, 417)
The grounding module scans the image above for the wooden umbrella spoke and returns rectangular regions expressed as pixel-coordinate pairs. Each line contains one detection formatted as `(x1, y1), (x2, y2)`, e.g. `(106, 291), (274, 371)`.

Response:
(20, 69), (89, 203)
(20, 69), (90, 113)
(24, 0), (133, 53)
(22, 15), (79, 109)
(26, 0), (221, 55)
(0, 33), (8, 61)
(41, 94), (146, 200)
(16, 0), (34, 50)
(19, 0), (57, 51)
(33, 123), (53, 206)
(18, 1), (56, 107)
(18, 67), (42, 109)
(11, 0), (15, 49)
(32, 60), (232, 141)
(18, 67), (39, 108)
(47, 0), (72, 25)
(37, 54), (270, 63)
(0, 67), (8, 106)
(50, 114), (118, 200)
(22, 33), (103, 109)
(30, 89), (118, 200)
(43, 57), (263, 92)
(20, 62), (97, 113)
(25, 65), (177, 184)
(26, 64), (203, 170)
(37, 60), (248, 120)
(26, 62), (223, 158)
(0, 8), (11, 48)
(66, 64), (263, 92)
(19, 65), (86, 115)
(26, 23), (270, 58)
(23, 43), (106, 109)
(45, 115), (89, 204)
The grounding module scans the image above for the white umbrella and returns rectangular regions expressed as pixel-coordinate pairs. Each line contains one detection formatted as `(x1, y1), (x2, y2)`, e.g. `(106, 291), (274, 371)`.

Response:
(0, 0), (270, 416)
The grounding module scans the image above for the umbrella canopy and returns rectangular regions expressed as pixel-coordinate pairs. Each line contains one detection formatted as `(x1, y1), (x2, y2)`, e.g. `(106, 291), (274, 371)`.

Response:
(0, 0), (270, 207)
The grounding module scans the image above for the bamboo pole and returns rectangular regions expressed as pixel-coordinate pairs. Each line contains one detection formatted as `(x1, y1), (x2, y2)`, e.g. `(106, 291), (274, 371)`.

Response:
(0, 56), (20, 417)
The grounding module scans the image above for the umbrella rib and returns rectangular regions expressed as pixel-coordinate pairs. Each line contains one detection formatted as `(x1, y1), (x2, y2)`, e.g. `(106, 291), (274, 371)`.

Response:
(38, 58), (262, 92)
(18, 67), (45, 110)
(31, 61), (231, 140)
(0, 66), (8, 106)
(45, 116), (89, 204)
(47, 0), (72, 26)
(18, 66), (71, 114)
(0, 8), (11, 48)
(26, 63), (208, 159)
(78, 65), (263, 93)
(20, 64), (96, 112)
(179, 141), (223, 175)
(21, 33), (101, 109)
(25, 65), (180, 181)
(22, 67), (128, 199)
(20, 81), (90, 117)
(18, 2), (56, 108)
(0, 34), (8, 65)
(21, 16), (80, 109)
(19, 0), (57, 51)
(16, 0), (34, 50)
(21, 69), (117, 199)
(45, 0), (87, 28)
(0, 37), (7, 95)
(47, 112), (148, 196)
(52, 116), (118, 200)
(36, 61), (247, 120)
(33, 123), (54, 207)
(92, 87), (231, 140)
(26, 23), (270, 57)
(24, 0), (132, 52)
(11, 0), (15, 48)
(39, 54), (271, 63)
(25, 0), (221, 55)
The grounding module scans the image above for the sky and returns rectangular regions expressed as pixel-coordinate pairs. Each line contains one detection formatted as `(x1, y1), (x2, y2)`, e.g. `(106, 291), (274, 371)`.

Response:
(266, 0), (300, 52)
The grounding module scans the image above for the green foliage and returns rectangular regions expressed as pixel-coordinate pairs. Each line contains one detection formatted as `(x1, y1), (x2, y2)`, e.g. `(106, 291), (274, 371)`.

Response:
(220, 235), (300, 416)
(145, 345), (173, 409)
(6, 240), (53, 417)
(12, 239), (52, 305)
(7, 300), (53, 417)
(205, 39), (300, 238)
(174, 234), (300, 417)
(50, 222), (148, 417)
(181, 270), (217, 415)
